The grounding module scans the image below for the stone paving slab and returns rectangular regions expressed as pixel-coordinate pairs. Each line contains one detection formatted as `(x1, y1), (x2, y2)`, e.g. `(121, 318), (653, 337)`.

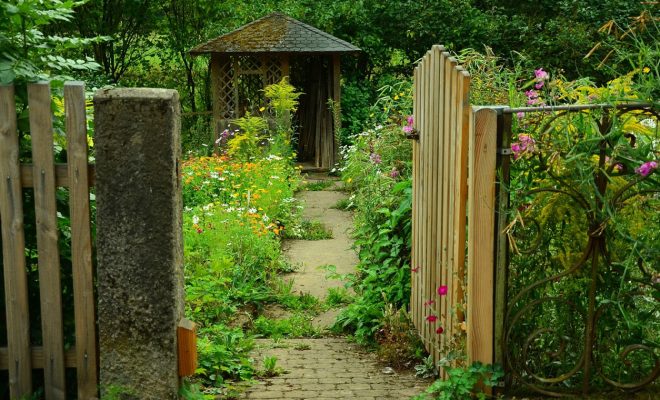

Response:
(242, 338), (430, 399)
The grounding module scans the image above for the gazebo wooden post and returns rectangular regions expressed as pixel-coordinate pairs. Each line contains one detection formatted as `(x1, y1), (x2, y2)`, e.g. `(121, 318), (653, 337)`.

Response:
(281, 54), (290, 78)
(332, 54), (341, 166)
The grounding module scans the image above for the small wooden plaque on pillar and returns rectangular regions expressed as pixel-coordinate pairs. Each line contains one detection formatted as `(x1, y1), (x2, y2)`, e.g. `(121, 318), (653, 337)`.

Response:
(178, 318), (198, 377)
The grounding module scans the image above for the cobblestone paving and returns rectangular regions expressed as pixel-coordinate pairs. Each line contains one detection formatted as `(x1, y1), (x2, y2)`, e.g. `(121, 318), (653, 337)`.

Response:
(242, 338), (430, 399)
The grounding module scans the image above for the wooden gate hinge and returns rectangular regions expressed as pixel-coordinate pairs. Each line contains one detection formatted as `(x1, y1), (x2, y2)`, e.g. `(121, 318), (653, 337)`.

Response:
(406, 129), (420, 140)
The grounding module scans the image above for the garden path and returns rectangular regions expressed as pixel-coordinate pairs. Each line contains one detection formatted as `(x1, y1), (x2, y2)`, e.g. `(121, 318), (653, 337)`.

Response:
(241, 174), (428, 399)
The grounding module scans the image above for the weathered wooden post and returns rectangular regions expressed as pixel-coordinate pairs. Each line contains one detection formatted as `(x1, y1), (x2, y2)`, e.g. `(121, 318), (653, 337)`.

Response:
(94, 88), (184, 399)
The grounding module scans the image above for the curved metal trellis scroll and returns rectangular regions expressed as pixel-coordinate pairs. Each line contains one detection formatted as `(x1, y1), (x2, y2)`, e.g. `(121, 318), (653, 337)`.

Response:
(498, 103), (660, 396)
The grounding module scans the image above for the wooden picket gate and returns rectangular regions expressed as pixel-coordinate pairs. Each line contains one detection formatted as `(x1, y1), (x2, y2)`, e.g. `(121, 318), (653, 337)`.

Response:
(410, 45), (497, 375)
(0, 82), (98, 399)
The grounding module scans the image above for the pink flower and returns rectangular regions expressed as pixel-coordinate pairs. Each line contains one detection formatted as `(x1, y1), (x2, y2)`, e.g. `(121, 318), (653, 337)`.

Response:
(403, 115), (415, 134)
(511, 143), (522, 159)
(534, 68), (549, 81)
(437, 285), (448, 296)
(519, 134), (536, 152)
(534, 81), (544, 90)
(424, 299), (435, 307)
(516, 111), (525, 120)
(390, 168), (400, 178)
(426, 315), (438, 323)
(635, 161), (658, 177)
(370, 153), (382, 164)
(436, 326), (444, 334)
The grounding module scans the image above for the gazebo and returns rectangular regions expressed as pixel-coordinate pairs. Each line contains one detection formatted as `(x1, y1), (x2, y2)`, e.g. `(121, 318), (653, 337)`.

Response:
(190, 12), (360, 170)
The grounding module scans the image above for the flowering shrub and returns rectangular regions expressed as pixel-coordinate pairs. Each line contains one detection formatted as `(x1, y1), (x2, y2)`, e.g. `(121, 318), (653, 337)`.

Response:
(334, 89), (414, 344)
(505, 66), (659, 390)
(181, 79), (303, 391)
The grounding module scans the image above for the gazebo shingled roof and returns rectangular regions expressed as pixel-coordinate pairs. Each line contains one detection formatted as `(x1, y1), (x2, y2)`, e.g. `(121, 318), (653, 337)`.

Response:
(189, 12), (360, 55)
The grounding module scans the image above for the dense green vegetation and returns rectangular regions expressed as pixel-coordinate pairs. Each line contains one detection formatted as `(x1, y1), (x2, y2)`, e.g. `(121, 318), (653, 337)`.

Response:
(1, 0), (658, 397)
(2, 0), (655, 147)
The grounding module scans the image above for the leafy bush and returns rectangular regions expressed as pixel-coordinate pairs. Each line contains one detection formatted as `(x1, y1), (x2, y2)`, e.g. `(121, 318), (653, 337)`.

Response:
(182, 80), (304, 391)
(334, 92), (414, 342)
(504, 67), (659, 391)
(412, 362), (503, 400)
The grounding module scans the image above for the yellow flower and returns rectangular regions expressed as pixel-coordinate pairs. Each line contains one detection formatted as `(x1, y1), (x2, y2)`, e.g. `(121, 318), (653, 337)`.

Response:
(346, 178), (352, 183)
(642, 67), (650, 74)
(259, 106), (266, 112)
(393, 95), (399, 100)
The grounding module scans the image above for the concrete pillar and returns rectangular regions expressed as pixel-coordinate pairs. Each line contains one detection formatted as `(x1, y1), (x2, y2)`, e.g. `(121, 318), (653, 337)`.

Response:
(94, 88), (183, 399)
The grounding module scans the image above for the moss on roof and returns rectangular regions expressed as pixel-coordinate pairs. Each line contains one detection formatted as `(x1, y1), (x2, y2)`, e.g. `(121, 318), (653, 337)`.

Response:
(190, 12), (360, 55)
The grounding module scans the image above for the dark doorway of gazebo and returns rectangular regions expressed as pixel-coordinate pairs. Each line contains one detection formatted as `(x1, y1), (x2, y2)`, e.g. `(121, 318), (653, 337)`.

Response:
(290, 55), (335, 169)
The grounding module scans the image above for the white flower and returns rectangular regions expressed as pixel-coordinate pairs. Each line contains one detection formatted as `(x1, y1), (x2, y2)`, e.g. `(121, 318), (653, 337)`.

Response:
(262, 214), (270, 222)
(248, 208), (257, 214)
(192, 215), (200, 225)
(210, 172), (219, 179)
(203, 203), (214, 211)
(184, 206), (193, 212)
(640, 118), (657, 129)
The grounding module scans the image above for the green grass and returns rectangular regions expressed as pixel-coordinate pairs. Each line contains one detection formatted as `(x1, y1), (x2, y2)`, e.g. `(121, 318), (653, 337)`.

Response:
(301, 180), (335, 191)
(283, 220), (333, 240)
(277, 291), (322, 312)
(325, 287), (354, 308)
(251, 314), (321, 338)
(330, 197), (354, 210)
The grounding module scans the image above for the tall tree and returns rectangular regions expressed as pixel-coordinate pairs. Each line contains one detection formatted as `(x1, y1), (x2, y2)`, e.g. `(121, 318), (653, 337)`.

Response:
(74, 0), (157, 83)
(160, 0), (220, 112)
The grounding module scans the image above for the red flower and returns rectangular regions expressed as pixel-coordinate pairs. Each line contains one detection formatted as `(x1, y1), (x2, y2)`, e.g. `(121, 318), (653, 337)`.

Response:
(437, 285), (448, 296)
(436, 326), (444, 334)
(423, 299), (435, 307)
(411, 266), (420, 273)
(426, 315), (438, 323)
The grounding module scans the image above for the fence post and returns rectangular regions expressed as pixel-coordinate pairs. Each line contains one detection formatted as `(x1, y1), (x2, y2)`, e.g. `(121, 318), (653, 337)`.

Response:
(94, 88), (183, 399)
(466, 107), (498, 367)
(494, 109), (512, 389)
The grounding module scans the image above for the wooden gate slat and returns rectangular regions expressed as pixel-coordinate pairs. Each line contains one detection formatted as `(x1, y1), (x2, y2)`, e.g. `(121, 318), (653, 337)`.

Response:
(412, 66), (420, 329)
(28, 82), (66, 399)
(443, 57), (459, 354)
(423, 52), (433, 348)
(428, 46), (441, 362)
(64, 82), (98, 399)
(454, 69), (471, 324)
(0, 84), (33, 397)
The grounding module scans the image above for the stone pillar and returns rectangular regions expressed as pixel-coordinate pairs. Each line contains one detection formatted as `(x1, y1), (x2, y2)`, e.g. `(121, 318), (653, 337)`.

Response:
(94, 88), (183, 399)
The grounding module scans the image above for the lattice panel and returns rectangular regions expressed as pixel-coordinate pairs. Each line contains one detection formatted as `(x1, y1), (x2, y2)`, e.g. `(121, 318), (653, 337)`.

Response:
(266, 57), (283, 85)
(237, 74), (265, 115)
(218, 59), (235, 119)
(238, 55), (262, 74)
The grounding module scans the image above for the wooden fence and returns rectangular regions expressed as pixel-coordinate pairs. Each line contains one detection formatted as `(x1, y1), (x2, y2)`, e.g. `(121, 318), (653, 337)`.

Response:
(410, 46), (497, 374)
(0, 82), (97, 399)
